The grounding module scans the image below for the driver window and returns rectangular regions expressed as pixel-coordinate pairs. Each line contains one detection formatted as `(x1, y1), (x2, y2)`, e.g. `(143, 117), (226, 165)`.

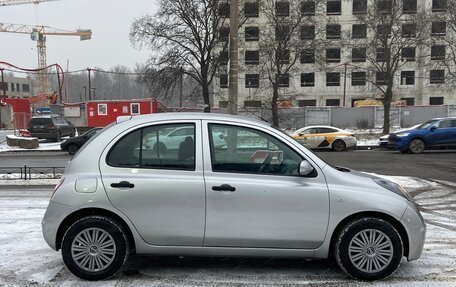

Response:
(437, 120), (451, 128)
(209, 124), (302, 176)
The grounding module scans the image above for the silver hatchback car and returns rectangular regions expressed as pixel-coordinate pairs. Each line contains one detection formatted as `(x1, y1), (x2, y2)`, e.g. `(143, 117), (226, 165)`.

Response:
(42, 113), (425, 281)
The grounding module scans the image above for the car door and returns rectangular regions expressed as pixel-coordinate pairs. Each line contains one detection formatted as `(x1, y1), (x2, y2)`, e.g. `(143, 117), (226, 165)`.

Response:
(426, 119), (454, 146)
(99, 120), (205, 246)
(202, 121), (330, 249)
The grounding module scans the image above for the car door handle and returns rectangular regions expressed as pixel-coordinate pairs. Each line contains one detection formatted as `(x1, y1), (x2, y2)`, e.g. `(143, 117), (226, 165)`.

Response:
(111, 181), (135, 188)
(212, 184), (236, 192)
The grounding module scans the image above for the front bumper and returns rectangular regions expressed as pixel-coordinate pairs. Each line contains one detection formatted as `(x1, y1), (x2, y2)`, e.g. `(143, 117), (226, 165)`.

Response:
(42, 200), (78, 250)
(400, 204), (426, 261)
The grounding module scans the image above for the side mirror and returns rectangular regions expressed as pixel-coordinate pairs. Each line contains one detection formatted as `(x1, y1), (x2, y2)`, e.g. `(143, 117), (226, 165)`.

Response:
(430, 126), (437, 131)
(299, 160), (314, 176)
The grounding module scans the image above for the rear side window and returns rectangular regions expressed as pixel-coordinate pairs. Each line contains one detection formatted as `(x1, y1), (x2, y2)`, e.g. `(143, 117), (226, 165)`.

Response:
(52, 117), (66, 125)
(317, 128), (338, 133)
(107, 123), (195, 171)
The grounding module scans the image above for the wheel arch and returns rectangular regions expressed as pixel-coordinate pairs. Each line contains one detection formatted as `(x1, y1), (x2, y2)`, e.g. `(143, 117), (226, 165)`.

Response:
(55, 207), (136, 254)
(328, 211), (409, 260)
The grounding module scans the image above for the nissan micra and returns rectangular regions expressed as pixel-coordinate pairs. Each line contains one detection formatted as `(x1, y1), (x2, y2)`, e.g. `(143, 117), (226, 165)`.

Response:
(42, 113), (425, 281)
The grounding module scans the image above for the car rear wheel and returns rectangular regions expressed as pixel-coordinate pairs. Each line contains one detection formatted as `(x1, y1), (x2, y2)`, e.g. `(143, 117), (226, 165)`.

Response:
(61, 216), (129, 281)
(67, 144), (80, 155)
(332, 139), (346, 152)
(335, 217), (403, 280)
(408, 138), (425, 154)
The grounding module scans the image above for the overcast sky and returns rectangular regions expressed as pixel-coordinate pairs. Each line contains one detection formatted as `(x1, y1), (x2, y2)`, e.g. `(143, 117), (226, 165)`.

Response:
(0, 0), (157, 74)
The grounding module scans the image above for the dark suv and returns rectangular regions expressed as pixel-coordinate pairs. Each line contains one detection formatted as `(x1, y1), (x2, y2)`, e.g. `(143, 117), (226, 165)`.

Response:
(29, 115), (76, 142)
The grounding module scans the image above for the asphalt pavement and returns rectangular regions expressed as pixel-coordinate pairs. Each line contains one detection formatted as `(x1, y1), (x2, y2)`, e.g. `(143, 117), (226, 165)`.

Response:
(315, 149), (456, 182)
(1, 149), (454, 182)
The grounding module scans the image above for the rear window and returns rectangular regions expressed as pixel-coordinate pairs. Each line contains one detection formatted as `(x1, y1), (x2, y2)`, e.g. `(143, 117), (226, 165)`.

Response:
(30, 118), (51, 125)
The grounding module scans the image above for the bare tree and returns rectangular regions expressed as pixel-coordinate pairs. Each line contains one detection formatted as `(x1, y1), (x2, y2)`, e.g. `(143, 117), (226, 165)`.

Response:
(355, 0), (431, 134)
(436, 0), (456, 82)
(130, 0), (228, 112)
(136, 64), (202, 107)
(257, 0), (324, 127)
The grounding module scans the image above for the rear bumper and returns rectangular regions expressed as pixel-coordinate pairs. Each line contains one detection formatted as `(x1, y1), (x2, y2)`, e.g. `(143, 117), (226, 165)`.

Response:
(42, 200), (78, 251)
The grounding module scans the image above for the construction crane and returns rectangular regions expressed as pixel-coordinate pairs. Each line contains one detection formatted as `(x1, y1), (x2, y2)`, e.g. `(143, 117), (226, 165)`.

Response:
(0, 23), (92, 94)
(0, 0), (57, 7)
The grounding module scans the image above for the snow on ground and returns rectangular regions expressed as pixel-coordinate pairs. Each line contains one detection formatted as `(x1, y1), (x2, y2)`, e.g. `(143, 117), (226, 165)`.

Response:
(0, 177), (455, 286)
(0, 129), (71, 152)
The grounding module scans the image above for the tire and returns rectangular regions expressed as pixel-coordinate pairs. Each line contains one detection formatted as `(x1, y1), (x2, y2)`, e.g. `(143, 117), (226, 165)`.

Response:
(334, 217), (403, 281)
(61, 216), (129, 281)
(67, 144), (80, 155)
(56, 131), (62, 142)
(332, 139), (346, 152)
(408, 138), (425, 154)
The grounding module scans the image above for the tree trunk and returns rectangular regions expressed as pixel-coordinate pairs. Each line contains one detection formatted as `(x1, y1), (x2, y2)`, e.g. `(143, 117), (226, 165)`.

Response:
(271, 84), (279, 127)
(202, 83), (211, 113)
(382, 86), (393, 134)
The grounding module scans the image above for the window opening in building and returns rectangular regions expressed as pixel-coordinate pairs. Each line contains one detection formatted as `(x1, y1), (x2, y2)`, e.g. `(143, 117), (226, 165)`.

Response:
(352, 72), (366, 86)
(245, 50), (260, 65)
(401, 71), (415, 85)
(430, 70), (445, 84)
(326, 48), (341, 63)
(245, 74), (260, 88)
(301, 73), (315, 86)
(352, 48), (367, 62)
(326, 72), (340, 86)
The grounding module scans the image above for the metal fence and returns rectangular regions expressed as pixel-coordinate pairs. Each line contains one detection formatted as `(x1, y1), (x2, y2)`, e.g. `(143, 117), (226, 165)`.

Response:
(0, 166), (64, 180)
(214, 105), (456, 130)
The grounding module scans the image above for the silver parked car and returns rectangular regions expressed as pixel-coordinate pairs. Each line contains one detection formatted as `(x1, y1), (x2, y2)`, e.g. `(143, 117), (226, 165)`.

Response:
(42, 113), (425, 281)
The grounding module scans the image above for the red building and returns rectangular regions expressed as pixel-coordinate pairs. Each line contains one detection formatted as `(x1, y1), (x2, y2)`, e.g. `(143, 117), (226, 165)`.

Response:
(1, 98), (31, 129)
(86, 98), (158, 127)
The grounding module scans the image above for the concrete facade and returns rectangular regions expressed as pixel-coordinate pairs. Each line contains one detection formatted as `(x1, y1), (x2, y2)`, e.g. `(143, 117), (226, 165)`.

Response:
(0, 75), (34, 98)
(212, 0), (456, 108)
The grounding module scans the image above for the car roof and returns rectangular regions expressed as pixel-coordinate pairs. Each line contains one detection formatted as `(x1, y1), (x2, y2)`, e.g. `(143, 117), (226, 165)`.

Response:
(296, 125), (344, 131)
(117, 112), (270, 127)
(31, 114), (61, 119)
(432, 117), (456, 120)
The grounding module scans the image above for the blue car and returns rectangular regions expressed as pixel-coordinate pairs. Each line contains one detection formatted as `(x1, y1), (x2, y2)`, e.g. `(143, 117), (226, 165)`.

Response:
(389, 117), (456, 153)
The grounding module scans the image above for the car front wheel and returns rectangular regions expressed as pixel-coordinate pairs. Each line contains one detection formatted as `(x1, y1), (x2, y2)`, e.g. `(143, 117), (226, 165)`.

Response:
(408, 138), (425, 154)
(61, 216), (129, 280)
(332, 139), (346, 152)
(335, 217), (403, 280)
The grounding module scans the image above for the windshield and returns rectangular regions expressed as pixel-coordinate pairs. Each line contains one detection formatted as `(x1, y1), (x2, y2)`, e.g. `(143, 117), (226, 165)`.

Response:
(416, 120), (439, 129)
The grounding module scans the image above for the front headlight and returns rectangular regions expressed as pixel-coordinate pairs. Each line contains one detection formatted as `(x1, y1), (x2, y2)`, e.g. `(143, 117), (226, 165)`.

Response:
(396, 132), (410, 137)
(373, 178), (414, 202)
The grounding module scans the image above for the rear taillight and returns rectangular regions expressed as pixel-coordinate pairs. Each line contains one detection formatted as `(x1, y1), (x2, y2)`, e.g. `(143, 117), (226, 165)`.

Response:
(51, 177), (65, 198)
(47, 125), (55, 129)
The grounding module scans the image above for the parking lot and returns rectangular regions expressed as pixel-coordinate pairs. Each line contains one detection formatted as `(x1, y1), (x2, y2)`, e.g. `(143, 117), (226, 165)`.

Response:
(0, 148), (455, 286)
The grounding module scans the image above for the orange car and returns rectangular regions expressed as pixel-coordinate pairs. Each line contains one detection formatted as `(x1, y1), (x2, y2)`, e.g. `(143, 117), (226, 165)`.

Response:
(291, 125), (357, 151)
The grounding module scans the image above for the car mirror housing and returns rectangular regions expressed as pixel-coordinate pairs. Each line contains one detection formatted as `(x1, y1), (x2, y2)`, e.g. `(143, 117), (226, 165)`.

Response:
(430, 126), (437, 131)
(299, 160), (314, 176)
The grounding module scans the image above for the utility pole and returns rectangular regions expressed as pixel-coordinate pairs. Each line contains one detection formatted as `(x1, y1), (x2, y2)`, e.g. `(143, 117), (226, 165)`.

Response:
(0, 68), (5, 128)
(342, 62), (348, 107)
(179, 68), (183, 108)
(87, 68), (92, 101)
(227, 0), (239, 115)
